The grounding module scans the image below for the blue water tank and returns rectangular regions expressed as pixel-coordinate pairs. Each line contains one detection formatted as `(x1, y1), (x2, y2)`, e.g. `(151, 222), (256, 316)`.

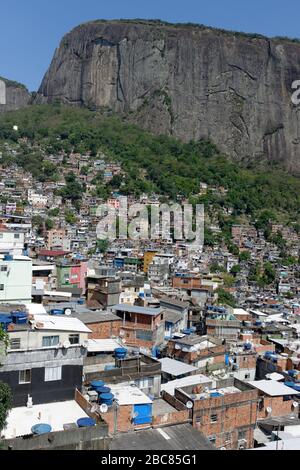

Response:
(11, 311), (27, 324)
(210, 392), (222, 398)
(90, 380), (105, 391)
(288, 370), (298, 378)
(182, 329), (192, 336)
(115, 348), (127, 359)
(99, 393), (114, 406)
(97, 386), (111, 395)
(31, 423), (52, 435)
(244, 343), (252, 351)
(0, 315), (13, 331)
(77, 418), (96, 428)
(50, 309), (64, 316)
(3, 254), (13, 261)
(78, 299), (84, 305)
(264, 351), (274, 359)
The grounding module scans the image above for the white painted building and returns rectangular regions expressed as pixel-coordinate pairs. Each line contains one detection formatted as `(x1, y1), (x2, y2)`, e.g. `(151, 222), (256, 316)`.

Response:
(0, 230), (25, 255)
(0, 254), (32, 303)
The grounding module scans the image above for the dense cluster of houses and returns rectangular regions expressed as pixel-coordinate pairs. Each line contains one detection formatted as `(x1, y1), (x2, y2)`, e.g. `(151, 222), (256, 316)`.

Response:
(0, 143), (299, 451)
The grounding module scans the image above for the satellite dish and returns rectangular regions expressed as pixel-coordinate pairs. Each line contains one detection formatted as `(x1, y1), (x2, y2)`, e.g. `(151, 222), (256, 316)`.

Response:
(63, 341), (71, 349)
(100, 403), (108, 413)
(64, 308), (72, 316)
(186, 401), (194, 409)
(119, 330), (125, 337)
(293, 402), (299, 408)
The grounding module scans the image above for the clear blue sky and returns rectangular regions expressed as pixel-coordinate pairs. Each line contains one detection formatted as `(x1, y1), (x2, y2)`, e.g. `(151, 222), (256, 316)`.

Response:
(1, 0), (299, 91)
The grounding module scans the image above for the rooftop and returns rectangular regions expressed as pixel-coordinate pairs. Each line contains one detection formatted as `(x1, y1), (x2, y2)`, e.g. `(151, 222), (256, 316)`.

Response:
(159, 358), (198, 377)
(86, 338), (122, 353)
(2, 401), (89, 439)
(161, 374), (212, 396)
(109, 423), (214, 450)
(107, 384), (153, 406)
(112, 304), (163, 317)
(32, 315), (91, 333)
(248, 380), (300, 397)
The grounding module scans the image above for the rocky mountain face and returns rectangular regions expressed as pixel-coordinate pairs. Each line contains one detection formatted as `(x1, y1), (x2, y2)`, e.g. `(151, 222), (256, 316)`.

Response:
(0, 77), (31, 112)
(38, 20), (300, 173)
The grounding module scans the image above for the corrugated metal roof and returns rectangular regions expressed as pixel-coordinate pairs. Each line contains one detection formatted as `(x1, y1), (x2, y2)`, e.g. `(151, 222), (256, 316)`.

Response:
(109, 423), (214, 450)
(159, 358), (198, 377)
(112, 304), (163, 316)
(248, 380), (300, 396)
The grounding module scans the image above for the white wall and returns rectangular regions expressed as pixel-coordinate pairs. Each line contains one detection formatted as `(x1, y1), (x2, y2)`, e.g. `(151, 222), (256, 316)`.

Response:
(0, 258), (32, 303)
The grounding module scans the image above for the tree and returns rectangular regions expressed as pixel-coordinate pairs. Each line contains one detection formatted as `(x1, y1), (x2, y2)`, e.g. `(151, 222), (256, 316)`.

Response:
(239, 251), (251, 262)
(0, 382), (12, 433)
(96, 239), (109, 253)
(45, 218), (54, 231)
(216, 288), (236, 307)
(230, 264), (241, 276)
(65, 210), (77, 225)
(0, 328), (12, 433)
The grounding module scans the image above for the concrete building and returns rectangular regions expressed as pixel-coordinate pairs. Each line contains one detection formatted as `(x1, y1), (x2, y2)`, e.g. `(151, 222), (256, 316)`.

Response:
(0, 314), (90, 406)
(0, 254), (32, 303)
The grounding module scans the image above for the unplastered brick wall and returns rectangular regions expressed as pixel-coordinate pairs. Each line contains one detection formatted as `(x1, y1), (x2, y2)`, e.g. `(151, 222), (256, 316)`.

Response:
(153, 409), (190, 427)
(258, 396), (295, 420)
(88, 320), (121, 339)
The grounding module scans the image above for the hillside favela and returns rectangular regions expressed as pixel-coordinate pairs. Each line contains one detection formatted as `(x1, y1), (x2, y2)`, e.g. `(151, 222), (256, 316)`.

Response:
(0, 3), (300, 456)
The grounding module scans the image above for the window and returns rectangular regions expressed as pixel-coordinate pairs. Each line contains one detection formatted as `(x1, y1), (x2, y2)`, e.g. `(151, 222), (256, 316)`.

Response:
(69, 334), (80, 345)
(195, 415), (202, 424)
(136, 330), (153, 341)
(0, 234), (3, 238)
(208, 435), (216, 445)
(1, 266), (7, 272)
(238, 430), (247, 440)
(136, 377), (154, 389)
(45, 366), (62, 382)
(10, 338), (21, 350)
(244, 373), (250, 380)
(0, 284), (4, 291)
(14, 234), (20, 239)
(210, 414), (218, 423)
(42, 336), (60, 347)
(19, 369), (31, 384)
(224, 432), (231, 444)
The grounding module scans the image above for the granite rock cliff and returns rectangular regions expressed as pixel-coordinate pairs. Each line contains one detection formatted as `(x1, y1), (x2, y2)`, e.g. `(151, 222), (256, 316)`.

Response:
(0, 77), (31, 112)
(38, 20), (300, 173)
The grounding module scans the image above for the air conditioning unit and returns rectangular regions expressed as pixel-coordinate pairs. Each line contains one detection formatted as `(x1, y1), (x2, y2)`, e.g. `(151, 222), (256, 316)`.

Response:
(63, 341), (71, 349)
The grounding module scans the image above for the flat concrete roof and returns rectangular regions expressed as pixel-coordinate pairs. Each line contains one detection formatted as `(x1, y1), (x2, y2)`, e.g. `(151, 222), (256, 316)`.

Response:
(152, 398), (177, 416)
(107, 384), (153, 406)
(2, 401), (89, 439)
(161, 374), (212, 396)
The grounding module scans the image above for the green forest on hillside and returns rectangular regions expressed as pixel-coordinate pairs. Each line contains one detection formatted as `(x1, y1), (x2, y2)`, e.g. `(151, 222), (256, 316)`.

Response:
(0, 104), (299, 226)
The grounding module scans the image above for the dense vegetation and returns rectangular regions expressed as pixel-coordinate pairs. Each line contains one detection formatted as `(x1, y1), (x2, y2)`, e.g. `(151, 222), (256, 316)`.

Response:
(0, 104), (299, 227)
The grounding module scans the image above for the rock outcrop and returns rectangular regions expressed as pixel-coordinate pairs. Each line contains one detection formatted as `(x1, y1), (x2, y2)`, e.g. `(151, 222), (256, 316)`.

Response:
(0, 77), (31, 112)
(39, 20), (300, 173)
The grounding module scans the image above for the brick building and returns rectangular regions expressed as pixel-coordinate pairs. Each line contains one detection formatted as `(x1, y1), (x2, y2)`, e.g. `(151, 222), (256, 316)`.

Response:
(111, 304), (165, 352)
(166, 377), (258, 449)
